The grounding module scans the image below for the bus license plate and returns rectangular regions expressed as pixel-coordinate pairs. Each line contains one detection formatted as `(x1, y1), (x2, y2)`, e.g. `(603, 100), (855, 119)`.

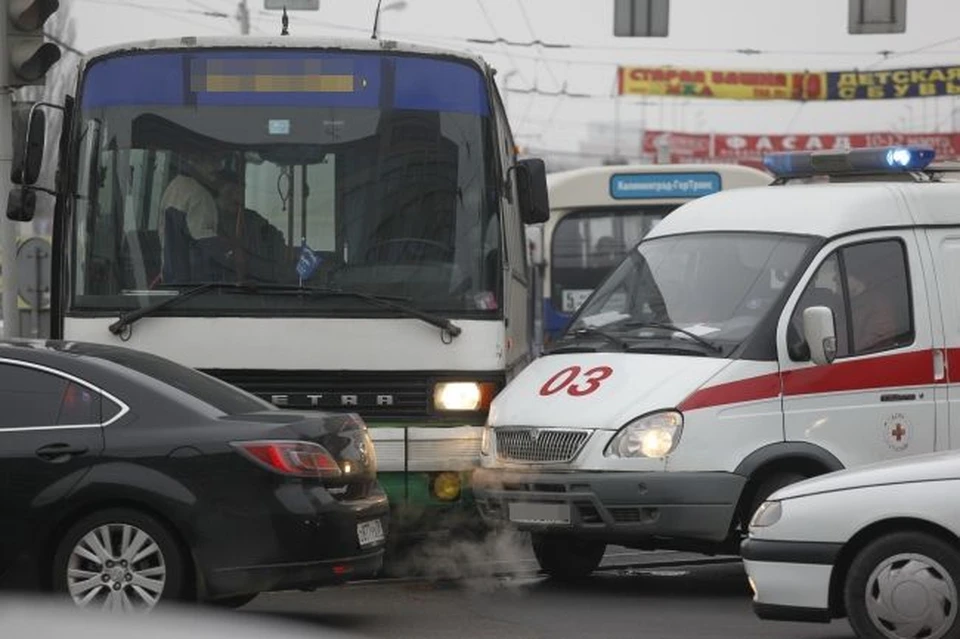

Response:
(508, 502), (571, 525)
(357, 519), (385, 547)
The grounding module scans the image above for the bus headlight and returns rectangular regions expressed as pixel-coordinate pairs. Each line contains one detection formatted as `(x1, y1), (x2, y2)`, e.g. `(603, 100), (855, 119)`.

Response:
(605, 411), (683, 458)
(434, 382), (496, 412)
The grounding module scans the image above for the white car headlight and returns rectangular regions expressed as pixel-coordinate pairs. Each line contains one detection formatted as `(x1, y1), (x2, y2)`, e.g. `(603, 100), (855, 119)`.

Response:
(750, 500), (782, 528)
(605, 411), (683, 458)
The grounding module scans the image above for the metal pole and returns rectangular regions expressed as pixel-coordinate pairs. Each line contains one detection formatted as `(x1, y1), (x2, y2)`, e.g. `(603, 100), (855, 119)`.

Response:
(0, 0), (20, 339)
(31, 244), (40, 337)
(613, 95), (621, 158)
(237, 0), (250, 35)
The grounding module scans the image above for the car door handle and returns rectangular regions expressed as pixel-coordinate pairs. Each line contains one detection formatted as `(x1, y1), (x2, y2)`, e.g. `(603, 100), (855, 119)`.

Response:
(35, 443), (89, 462)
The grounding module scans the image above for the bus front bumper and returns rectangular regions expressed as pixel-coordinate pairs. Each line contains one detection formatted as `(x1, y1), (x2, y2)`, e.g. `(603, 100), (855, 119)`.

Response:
(369, 426), (486, 533)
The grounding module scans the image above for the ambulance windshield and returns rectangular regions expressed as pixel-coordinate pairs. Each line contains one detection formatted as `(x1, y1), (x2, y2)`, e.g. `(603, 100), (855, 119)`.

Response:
(568, 232), (814, 353)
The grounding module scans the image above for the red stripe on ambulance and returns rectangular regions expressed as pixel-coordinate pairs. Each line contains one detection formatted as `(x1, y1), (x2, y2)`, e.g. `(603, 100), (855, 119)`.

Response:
(679, 350), (939, 412)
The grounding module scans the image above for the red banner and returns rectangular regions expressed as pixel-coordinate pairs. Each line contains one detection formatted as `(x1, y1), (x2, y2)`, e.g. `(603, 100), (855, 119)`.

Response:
(642, 130), (960, 164)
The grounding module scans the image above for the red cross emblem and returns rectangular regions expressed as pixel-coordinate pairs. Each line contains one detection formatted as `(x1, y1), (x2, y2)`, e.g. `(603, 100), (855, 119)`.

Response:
(891, 423), (906, 442)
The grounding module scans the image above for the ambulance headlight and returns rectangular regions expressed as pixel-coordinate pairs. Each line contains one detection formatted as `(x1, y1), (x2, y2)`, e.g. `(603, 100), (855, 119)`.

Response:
(605, 411), (683, 458)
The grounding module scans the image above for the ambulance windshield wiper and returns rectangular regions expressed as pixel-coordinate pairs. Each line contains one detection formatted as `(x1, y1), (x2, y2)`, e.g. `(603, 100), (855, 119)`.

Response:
(622, 321), (722, 354)
(551, 326), (632, 353)
(109, 281), (462, 338)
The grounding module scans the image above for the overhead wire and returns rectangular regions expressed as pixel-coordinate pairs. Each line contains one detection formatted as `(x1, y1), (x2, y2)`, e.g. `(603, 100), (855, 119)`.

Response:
(464, 36), (960, 59)
(862, 33), (960, 69)
(513, 0), (570, 137)
(184, 0), (230, 18)
(515, 0), (562, 89)
(75, 0), (237, 33)
(473, 0), (530, 87)
(45, 32), (85, 56)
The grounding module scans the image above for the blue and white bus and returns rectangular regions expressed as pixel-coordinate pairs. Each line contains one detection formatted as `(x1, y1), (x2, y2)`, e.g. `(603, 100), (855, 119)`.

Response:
(8, 36), (550, 536)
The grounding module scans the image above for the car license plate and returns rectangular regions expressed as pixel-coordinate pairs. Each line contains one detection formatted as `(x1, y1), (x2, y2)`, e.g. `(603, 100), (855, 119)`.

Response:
(508, 502), (571, 525)
(357, 519), (385, 547)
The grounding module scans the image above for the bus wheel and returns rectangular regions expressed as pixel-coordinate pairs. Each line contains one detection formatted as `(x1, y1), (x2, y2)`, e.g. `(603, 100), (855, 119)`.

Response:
(531, 534), (605, 581)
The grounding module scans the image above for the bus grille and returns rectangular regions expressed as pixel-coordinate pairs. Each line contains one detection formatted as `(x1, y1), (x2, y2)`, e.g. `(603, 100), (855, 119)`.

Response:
(495, 428), (590, 463)
(201, 369), (431, 420)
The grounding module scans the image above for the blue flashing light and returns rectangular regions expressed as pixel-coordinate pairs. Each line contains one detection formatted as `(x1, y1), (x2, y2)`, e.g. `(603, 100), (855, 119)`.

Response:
(763, 145), (936, 179)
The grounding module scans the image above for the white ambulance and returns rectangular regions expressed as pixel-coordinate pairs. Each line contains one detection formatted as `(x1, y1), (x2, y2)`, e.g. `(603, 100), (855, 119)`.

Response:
(473, 146), (960, 579)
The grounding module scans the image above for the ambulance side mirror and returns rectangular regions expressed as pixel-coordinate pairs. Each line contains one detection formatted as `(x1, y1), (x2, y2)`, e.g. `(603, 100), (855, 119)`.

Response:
(802, 306), (837, 366)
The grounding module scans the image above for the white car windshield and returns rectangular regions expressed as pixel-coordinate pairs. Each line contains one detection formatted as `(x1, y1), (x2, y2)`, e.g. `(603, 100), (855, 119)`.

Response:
(566, 232), (815, 355)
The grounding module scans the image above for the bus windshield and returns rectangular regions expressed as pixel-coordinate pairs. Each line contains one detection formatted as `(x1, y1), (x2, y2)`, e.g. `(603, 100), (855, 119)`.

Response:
(550, 206), (673, 314)
(69, 49), (501, 317)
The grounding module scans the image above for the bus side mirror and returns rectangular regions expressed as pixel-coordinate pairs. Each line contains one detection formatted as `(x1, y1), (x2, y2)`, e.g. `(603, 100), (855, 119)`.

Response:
(802, 306), (837, 366)
(516, 158), (549, 224)
(12, 108), (47, 186)
(7, 188), (37, 222)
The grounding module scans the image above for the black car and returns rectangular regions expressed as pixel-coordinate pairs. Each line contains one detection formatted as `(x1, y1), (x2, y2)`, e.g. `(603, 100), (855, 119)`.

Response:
(0, 340), (388, 611)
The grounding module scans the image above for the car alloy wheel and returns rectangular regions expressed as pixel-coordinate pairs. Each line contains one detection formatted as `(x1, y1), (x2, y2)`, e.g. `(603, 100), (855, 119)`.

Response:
(864, 553), (957, 639)
(66, 523), (167, 611)
(54, 509), (184, 613)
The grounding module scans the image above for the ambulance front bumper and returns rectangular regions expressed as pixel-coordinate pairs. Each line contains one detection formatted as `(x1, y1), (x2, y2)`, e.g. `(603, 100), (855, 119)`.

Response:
(472, 468), (747, 546)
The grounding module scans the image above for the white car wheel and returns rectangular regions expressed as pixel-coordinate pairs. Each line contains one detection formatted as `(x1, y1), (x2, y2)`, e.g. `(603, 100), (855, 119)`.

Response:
(845, 532), (960, 639)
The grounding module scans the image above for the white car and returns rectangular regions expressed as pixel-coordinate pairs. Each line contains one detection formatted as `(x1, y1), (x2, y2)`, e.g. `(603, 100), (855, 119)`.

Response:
(742, 450), (960, 639)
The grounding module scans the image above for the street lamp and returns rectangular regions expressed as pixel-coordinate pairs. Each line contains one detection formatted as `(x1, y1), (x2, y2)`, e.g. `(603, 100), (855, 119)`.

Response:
(372, 0), (407, 39)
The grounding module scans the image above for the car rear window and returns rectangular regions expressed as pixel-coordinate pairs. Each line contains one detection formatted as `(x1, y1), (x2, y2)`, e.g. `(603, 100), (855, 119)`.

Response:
(86, 348), (272, 415)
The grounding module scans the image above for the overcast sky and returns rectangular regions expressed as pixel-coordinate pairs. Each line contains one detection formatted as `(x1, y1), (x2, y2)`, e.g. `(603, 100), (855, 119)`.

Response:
(64, 0), (960, 155)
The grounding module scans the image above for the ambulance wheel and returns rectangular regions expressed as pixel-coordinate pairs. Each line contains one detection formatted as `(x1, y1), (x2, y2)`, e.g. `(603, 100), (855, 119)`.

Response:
(532, 534), (605, 581)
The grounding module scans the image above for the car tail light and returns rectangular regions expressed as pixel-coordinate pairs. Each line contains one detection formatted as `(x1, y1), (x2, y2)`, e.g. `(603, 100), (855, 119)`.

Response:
(231, 441), (342, 478)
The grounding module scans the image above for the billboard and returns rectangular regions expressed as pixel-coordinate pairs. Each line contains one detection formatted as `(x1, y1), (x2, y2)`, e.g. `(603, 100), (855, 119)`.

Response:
(619, 64), (960, 100)
(642, 130), (960, 164)
(618, 67), (825, 100)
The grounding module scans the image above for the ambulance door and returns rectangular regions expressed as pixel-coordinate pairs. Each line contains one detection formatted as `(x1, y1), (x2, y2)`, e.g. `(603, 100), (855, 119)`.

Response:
(921, 227), (960, 450)
(778, 231), (939, 467)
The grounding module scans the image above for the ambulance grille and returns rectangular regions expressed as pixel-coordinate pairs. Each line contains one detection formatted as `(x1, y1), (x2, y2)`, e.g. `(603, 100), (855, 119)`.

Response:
(495, 428), (590, 463)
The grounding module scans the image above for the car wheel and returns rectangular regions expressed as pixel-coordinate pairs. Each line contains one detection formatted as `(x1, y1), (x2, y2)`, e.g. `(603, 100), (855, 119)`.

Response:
(531, 534), (605, 581)
(845, 532), (960, 639)
(207, 593), (259, 609)
(52, 508), (186, 612)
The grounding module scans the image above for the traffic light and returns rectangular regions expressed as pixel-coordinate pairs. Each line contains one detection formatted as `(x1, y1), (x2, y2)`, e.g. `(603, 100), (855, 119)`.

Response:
(5, 0), (61, 87)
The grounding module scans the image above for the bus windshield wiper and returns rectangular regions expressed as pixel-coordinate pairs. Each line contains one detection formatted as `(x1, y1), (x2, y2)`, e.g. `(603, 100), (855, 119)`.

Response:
(242, 283), (462, 339)
(108, 282), (462, 339)
(108, 282), (258, 336)
(622, 321), (722, 353)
